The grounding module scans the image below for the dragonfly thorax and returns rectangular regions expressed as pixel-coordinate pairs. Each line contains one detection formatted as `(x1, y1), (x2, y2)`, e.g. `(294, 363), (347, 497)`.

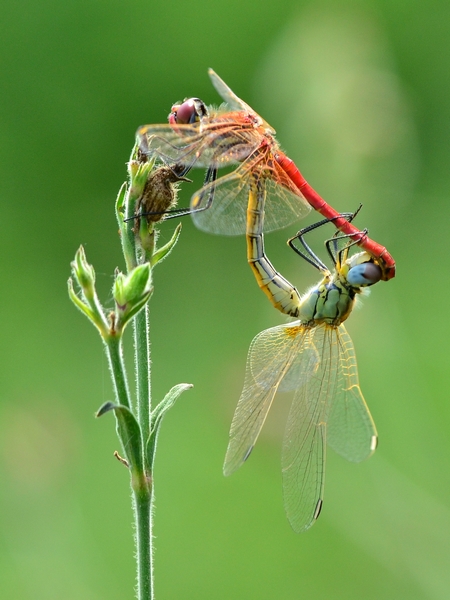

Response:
(298, 278), (355, 326)
(298, 252), (381, 326)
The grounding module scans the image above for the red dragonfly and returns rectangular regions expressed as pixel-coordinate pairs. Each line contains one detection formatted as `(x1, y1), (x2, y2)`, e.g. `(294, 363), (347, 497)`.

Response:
(137, 69), (395, 280)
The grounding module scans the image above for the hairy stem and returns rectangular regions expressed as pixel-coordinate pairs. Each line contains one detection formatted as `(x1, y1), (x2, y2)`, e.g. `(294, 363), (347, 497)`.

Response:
(133, 282), (153, 599)
(134, 305), (151, 444)
(128, 193), (153, 597)
(133, 477), (153, 600)
(105, 334), (131, 410)
(106, 322), (154, 599)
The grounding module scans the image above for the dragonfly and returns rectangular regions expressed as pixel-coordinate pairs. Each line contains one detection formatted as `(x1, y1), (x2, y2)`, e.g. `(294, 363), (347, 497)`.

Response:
(246, 174), (306, 317)
(224, 216), (380, 532)
(136, 68), (395, 280)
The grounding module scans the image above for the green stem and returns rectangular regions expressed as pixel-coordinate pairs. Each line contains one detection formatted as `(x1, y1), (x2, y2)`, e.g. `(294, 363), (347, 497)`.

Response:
(134, 305), (151, 445)
(105, 334), (131, 410)
(133, 481), (153, 600)
(119, 149), (156, 598)
(133, 289), (153, 599)
(128, 179), (153, 598)
(106, 327), (153, 599)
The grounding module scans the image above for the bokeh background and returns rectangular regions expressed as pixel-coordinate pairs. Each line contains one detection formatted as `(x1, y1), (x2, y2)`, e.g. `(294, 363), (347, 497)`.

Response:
(1, 0), (449, 598)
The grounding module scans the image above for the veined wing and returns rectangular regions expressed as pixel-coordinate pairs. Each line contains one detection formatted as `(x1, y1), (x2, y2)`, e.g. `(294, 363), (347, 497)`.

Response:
(326, 324), (377, 462)
(223, 323), (308, 476)
(282, 325), (338, 533)
(190, 166), (252, 235)
(208, 69), (255, 114)
(191, 155), (310, 236)
(281, 324), (377, 533)
(136, 118), (262, 169)
(263, 165), (310, 233)
(208, 68), (276, 134)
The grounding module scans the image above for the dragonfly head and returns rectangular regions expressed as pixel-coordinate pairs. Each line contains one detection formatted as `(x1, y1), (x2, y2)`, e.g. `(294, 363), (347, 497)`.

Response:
(169, 98), (209, 126)
(345, 252), (382, 288)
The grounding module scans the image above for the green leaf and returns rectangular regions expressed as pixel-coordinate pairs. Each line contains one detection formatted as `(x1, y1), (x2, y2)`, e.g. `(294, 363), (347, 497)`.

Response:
(151, 223), (182, 266)
(96, 401), (144, 475)
(147, 383), (193, 467)
(68, 277), (96, 321)
(115, 181), (128, 224)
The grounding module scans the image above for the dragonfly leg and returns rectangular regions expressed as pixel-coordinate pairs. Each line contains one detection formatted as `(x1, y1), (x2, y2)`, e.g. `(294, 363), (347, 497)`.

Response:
(325, 227), (368, 267)
(288, 212), (357, 272)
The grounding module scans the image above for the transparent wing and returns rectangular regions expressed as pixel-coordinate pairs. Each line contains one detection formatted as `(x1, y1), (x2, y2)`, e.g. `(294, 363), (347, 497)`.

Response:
(190, 166), (252, 235)
(277, 332), (320, 392)
(326, 324), (378, 462)
(263, 163), (311, 234)
(208, 69), (256, 114)
(281, 324), (377, 533)
(137, 117), (262, 170)
(208, 68), (276, 134)
(137, 122), (208, 166)
(282, 325), (337, 533)
(223, 323), (307, 476)
(191, 154), (311, 236)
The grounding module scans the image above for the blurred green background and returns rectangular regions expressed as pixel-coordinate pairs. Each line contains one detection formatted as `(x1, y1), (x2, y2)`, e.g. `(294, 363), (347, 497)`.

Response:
(1, 0), (449, 598)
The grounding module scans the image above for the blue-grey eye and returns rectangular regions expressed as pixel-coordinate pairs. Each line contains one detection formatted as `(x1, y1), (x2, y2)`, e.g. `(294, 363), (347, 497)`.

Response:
(347, 262), (382, 286)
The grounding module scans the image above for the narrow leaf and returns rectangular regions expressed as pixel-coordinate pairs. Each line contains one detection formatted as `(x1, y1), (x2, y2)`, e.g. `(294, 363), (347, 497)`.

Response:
(147, 383), (193, 466)
(115, 181), (128, 223)
(96, 401), (116, 417)
(96, 402), (144, 474)
(151, 223), (182, 267)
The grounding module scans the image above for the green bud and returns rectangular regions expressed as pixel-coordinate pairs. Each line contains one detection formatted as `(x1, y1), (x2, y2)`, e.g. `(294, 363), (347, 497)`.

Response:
(128, 158), (157, 201)
(127, 159), (140, 180)
(113, 264), (153, 328)
(68, 246), (109, 336)
(72, 245), (96, 300)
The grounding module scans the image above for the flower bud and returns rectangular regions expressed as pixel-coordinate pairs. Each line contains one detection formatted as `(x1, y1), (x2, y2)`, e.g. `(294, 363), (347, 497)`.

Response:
(68, 246), (109, 336)
(127, 156), (157, 202)
(113, 264), (153, 327)
(71, 245), (96, 300)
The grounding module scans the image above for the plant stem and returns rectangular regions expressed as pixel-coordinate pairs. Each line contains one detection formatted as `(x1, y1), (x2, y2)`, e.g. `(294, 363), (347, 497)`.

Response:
(107, 326), (154, 599)
(133, 479), (153, 600)
(105, 334), (131, 410)
(134, 305), (151, 444)
(133, 293), (153, 599)
(126, 181), (153, 597)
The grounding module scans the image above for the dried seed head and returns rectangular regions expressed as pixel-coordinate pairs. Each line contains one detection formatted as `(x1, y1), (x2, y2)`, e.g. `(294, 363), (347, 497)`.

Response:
(134, 165), (189, 227)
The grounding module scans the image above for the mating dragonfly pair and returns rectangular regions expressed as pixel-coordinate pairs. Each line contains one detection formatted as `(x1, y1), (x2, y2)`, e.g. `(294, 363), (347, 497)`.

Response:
(135, 69), (393, 533)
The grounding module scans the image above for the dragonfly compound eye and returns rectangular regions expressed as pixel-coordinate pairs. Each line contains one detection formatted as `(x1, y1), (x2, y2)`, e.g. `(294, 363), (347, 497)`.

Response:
(347, 262), (382, 287)
(171, 98), (208, 124)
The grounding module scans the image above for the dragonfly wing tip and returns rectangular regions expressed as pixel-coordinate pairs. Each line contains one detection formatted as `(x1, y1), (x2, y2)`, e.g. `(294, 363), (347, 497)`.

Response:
(243, 445), (254, 463)
(313, 498), (323, 521)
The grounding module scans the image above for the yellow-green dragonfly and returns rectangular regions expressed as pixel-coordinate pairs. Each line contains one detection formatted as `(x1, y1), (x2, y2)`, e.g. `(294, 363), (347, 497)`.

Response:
(224, 212), (381, 532)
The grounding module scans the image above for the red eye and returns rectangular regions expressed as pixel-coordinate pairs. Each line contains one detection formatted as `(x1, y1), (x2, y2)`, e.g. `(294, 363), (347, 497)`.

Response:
(170, 98), (208, 125)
